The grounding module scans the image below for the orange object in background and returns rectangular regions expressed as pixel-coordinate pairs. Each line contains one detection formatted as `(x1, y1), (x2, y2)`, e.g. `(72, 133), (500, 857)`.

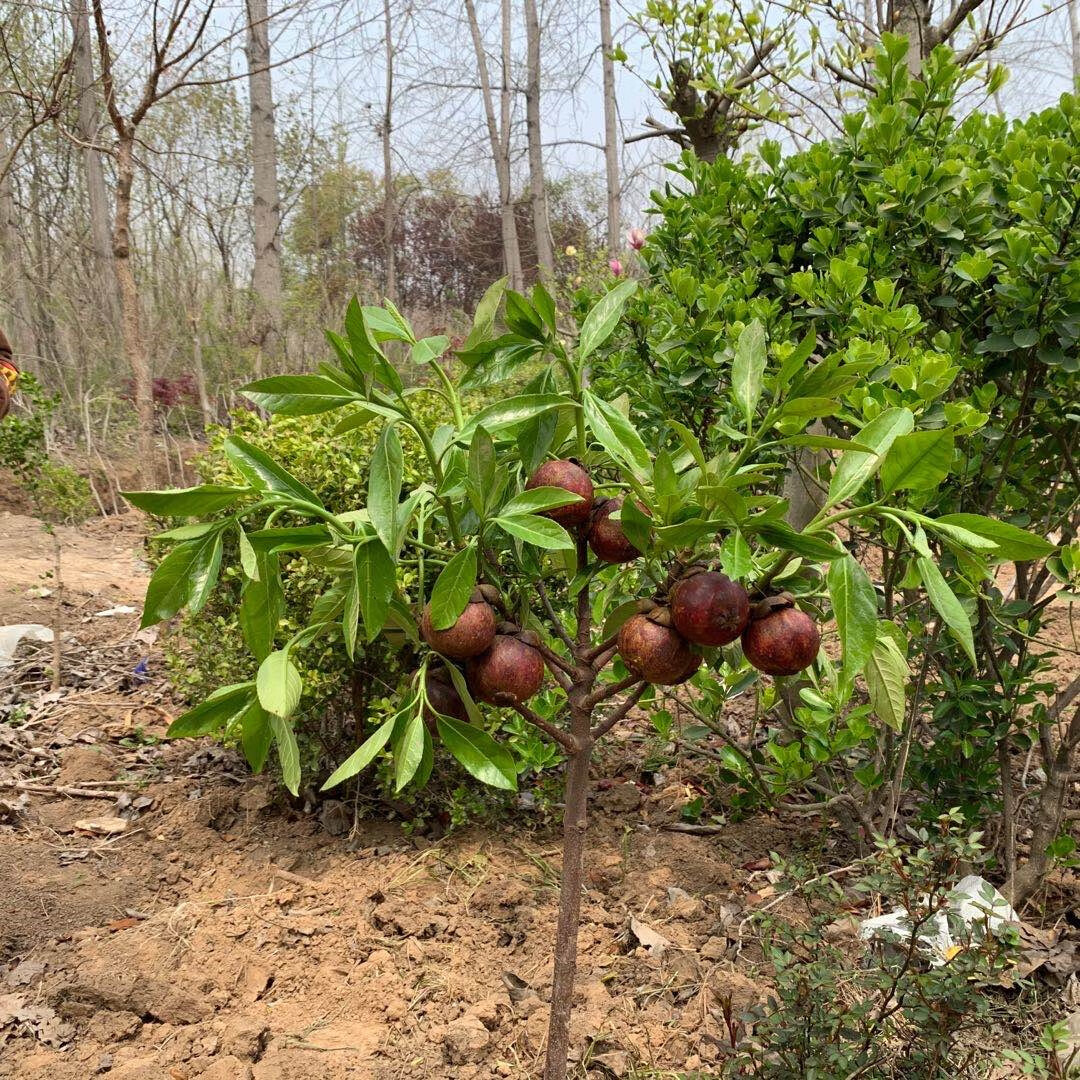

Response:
(0, 326), (18, 419)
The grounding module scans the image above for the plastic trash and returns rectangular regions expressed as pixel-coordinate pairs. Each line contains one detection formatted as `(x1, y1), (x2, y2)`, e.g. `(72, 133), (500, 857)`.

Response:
(859, 875), (1018, 966)
(0, 624), (54, 668)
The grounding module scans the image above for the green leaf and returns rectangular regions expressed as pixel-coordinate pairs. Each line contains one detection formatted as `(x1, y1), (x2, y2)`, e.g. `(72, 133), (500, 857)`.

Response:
(775, 328), (816, 390)
(240, 700), (273, 773)
(437, 715), (518, 790)
(240, 374), (359, 416)
(464, 276), (508, 350)
(865, 629), (908, 733)
(123, 485), (250, 517)
(238, 551), (283, 661)
(246, 525), (333, 553)
(602, 599), (643, 639)
(826, 408), (915, 508)
(828, 555), (878, 676)
(731, 319), (767, 428)
(332, 400), (403, 436)
(429, 544), (478, 630)
(354, 539), (396, 641)
(269, 713), (301, 796)
(719, 530), (752, 579)
(786, 434), (875, 453)
(368, 424), (403, 550)
(224, 436), (323, 507)
(880, 430), (954, 494)
(578, 279), (637, 360)
(501, 486), (585, 516)
(917, 557), (976, 665)
(321, 716), (396, 790)
(167, 683), (254, 738)
(936, 515), (1056, 562)
(467, 425), (496, 515)
(910, 513), (998, 551)
(343, 559), (360, 660)
(582, 389), (651, 478)
(237, 527), (258, 579)
(256, 649), (303, 719)
(459, 394), (568, 439)
(494, 514), (575, 550)
(668, 420), (707, 473)
(141, 528), (225, 627)
(411, 335), (450, 366)
(754, 522), (845, 561)
(394, 708), (426, 791)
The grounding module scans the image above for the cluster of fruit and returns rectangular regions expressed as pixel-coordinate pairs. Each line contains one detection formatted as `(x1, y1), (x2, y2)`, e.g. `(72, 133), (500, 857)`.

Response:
(419, 459), (821, 712)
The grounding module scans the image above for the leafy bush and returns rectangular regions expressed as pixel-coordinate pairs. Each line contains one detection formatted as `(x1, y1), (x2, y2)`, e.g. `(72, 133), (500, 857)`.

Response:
(590, 39), (1078, 898)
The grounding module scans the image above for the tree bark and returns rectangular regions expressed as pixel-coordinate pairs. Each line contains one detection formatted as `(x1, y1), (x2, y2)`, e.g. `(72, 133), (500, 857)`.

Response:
(1069, 0), (1080, 83)
(245, 0), (284, 375)
(464, 0), (523, 291)
(889, 0), (933, 70)
(524, 0), (553, 277)
(382, 0), (397, 305)
(112, 133), (154, 482)
(189, 310), (212, 430)
(67, 0), (114, 310)
(0, 129), (39, 361)
(599, 0), (621, 254)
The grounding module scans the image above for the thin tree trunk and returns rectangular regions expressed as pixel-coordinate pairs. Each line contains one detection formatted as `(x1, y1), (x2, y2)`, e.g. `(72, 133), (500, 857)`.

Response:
(524, 0), (553, 277)
(599, 0), (621, 254)
(464, 0), (523, 291)
(382, 0), (397, 305)
(245, 0), (284, 375)
(1069, 0), (1080, 83)
(190, 310), (212, 430)
(0, 129), (38, 361)
(889, 0), (931, 70)
(67, 0), (114, 311)
(112, 133), (154, 483)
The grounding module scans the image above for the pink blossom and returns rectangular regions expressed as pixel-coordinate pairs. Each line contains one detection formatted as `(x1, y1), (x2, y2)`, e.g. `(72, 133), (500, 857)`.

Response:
(627, 228), (646, 250)
(609, 258), (623, 276)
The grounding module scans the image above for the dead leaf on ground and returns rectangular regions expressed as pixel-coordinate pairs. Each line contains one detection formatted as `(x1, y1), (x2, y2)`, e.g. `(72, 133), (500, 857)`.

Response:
(0, 992), (75, 1048)
(629, 916), (671, 956)
(73, 816), (129, 835)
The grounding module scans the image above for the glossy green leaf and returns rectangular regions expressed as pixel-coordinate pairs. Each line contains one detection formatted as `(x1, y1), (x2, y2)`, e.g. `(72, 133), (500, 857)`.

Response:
(240, 700), (273, 773)
(826, 408), (914, 508)
(123, 485), (250, 517)
(464, 276), (508, 350)
(754, 522), (845, 561)
(500, 486), (584, 516)
(394, 708), (426, 791)
(141, 528), (225, 627)
(240, 374), (359, 416)
(578, 278), (637, 360)
(917, 557), (977, 665)
(257, 649), (303, 719)
(321, 716), (396, 790)
(238, 551), (283, 661)
(731, 319), (767, 428)
(936, 514), (1055, 561)
(865, 630), (908, 732)
(167, 682), (254, 738)
(368, 424), (403, 551)
(828, 555), (878, 675)
(494, 514), (575, 550)
(437, 715), (518, 790)
(880, 430), (954, 494)
(269, 713), (301, 796)
(429, 544), (477, 630)
(224, 436), (322, 507)
(582, 389), (651, 478)
(459, 394), (568, 439)
(467, 425), (496, 515)
(354, 539), (396, 641)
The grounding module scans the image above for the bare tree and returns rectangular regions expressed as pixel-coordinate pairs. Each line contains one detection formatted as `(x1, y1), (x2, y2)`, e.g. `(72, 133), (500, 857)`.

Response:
(1069, 0), (1080, 81)
(246, 0), (285, 375)
(67, 1), (114, 311)
(465, 0), (524, 290)
(524, 0), (554, 275)
(599, 0), (621, 253)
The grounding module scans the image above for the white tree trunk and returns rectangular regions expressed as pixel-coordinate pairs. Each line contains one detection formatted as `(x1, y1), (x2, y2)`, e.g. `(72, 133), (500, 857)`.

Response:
(890, 0), (932, 71)
(1069, 0), (1080, 83)
(0, 129), (39, 362)
(245, 0), (284, 375)
(524, 0), (553, 277)
(68, 0), (115, 310)
(382, 0), (397, 305)
(599, 0), (621, 254)
(465, 0), (522, 291)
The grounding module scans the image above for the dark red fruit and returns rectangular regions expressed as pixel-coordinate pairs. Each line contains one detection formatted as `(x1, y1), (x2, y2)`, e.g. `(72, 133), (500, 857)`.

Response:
(741, 604), (820, 676)
(525, 459), (593, 527)
(465, 634), (545, 705)
(670, 571), (750, 647)
(423, 667), (469, 729)
(588, 497), (644, 564)
(617, 612), (695, 685)
(420, 594), (497, 660)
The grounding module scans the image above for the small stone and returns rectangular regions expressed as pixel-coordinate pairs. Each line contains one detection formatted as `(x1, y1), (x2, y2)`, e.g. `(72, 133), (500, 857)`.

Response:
(444, 1015), (490, 1064)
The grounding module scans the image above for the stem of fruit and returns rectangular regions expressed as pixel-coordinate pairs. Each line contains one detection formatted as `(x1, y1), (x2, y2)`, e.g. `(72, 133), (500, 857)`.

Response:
(543, 702), (593, 1080)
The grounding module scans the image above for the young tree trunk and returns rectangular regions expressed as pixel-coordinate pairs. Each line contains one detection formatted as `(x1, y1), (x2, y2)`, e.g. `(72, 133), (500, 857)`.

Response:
(67, 0), (114, 309)
(245, 0), (284, 375)
(0, 129), (39, 361)
(464, 0), (523, 291)
(889, 0), (932, 70)
(112, 133), (155, 483)
(524, 0), (554, 277)
(599, 0), (621, 254)
(382, 0), (397, 305)
(1069, 0), (1080, 83)
(189, 310), (213, 430)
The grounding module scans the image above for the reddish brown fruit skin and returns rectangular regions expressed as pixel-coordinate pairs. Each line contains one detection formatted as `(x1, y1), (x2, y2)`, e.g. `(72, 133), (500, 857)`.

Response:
(525, 459), (593, 527)
(670, 572), (750, 647)
(587, 498), (642, 564)
(741, 606), (821, 676)
(465, 635), (545, 705)
(423, 669), (469, 730)
(617, 613), (695, 685)
(421, 600), (497, 660)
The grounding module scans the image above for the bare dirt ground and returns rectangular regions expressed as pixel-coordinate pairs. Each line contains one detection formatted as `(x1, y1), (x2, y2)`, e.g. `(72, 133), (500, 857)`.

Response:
(0, 506), (1076, 1079)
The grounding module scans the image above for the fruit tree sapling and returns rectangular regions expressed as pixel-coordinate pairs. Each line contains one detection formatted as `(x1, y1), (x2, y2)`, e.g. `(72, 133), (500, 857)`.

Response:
(127, 289), (1045, 1079)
